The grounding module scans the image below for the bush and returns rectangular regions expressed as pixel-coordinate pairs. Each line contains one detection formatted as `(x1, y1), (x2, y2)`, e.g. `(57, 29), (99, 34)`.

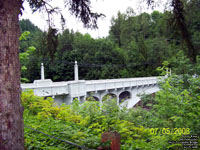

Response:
(22, 81), (197, 149)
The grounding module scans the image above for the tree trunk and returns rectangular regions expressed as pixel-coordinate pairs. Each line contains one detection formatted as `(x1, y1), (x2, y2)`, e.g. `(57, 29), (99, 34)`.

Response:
(0, 0), (24, 149)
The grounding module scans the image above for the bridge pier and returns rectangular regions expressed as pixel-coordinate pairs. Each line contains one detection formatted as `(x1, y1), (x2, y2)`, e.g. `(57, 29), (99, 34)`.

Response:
(117, 96), (119, 106)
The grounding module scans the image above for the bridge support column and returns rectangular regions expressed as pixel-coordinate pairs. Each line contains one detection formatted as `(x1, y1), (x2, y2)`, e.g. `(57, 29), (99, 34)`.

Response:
(99, 92), (103, 105)
(70, 97), (73, 104)
(80, 96), (85, 103)
(77, 96), (80, 102)
(117, 96), (119, 106)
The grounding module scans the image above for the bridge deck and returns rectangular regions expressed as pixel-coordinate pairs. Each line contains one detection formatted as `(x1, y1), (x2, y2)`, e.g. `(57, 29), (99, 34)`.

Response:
(85, 77), (158, 92)
(21, 76), (160, 101)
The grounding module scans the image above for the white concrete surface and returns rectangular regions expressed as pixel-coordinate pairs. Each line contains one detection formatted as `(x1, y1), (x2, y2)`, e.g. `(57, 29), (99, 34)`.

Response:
(21, 62), (162, 108)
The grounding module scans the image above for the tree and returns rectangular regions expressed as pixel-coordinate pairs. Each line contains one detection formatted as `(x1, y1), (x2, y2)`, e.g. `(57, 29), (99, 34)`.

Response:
(147, 0), (198, 63)
(0, 0), (103, 149)
(0, 1), (24, 149)
(109, 11), (125, 47)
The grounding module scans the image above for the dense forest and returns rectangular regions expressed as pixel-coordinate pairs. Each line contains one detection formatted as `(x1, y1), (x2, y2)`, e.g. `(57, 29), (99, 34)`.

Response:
(19, 1), (200, 149)
(19, 2), (200, 82)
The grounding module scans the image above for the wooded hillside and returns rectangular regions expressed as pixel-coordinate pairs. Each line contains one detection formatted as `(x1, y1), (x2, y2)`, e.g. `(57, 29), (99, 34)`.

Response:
(19, 1), (200, 82)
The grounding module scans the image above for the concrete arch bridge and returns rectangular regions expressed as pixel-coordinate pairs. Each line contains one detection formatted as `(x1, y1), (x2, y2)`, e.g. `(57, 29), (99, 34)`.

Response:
(21, 62), (163, 108)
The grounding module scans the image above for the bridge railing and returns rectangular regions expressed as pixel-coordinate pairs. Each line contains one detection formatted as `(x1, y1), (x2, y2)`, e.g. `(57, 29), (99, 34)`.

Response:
(21, 76), (161, 98)
(21, 81), (69, 97)
(86, 77), (159, 92)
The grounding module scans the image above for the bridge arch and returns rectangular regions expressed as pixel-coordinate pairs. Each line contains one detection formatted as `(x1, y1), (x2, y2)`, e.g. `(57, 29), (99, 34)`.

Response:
(102, 93), (117, 103)
(86, 96), (100, 101)
(119, 91), (131, 104)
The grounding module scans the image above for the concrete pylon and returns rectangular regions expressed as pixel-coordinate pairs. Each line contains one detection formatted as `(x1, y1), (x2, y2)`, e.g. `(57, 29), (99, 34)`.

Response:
(41, 63), (45, 80)
(74, 61), (79, 81)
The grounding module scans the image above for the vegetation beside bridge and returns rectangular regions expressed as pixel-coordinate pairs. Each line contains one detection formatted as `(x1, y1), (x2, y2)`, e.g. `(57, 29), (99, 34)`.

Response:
(22, 74), (200, 149)
(19, 1), (200, 148)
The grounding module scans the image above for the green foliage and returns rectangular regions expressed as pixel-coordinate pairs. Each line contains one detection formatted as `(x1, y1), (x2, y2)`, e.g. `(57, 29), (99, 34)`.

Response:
(19, 4), (200, 81)
(19, 31), (37, 83)
(18, 1), (200, 149)
(20, 46), (36, 66)
(153, 75), (200, 134)
(19, 31), (30, 41)
(19, 5), (200, 149)
(22, 84), (198, 149)
(156, 61), (169, 76)
(169, 50), (200, 75)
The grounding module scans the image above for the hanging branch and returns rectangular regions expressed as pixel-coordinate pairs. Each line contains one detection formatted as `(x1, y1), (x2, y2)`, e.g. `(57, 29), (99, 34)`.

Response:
(27, 0), (104, 61)
(145, 0), (197, 63)
(170, 0), (197, 63)
(65, 0), (105, 29)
